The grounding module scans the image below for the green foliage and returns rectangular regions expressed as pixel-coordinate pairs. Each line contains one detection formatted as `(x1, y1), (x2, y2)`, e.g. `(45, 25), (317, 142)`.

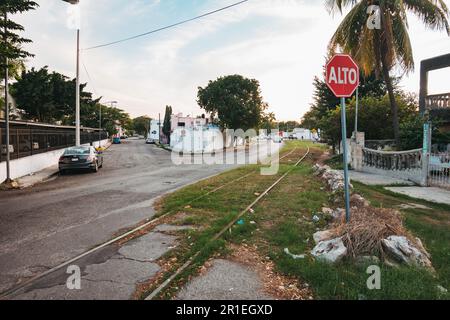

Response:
(278, 121), (300, 132)
(162, 105), (172, 140)
(0, 0), (38, 77)
(320, 93), (418, 148)
(328, 0), (450, 142)
(11, 66), (131, 136)
(197, 74), (270, 130)
(130, 116), (151, 136)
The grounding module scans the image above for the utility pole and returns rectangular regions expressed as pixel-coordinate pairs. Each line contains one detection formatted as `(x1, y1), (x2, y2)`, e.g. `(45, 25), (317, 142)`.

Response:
(98, 102), (102, 147)
(3, 11), (11, 183)
(75, 28), (80, 146)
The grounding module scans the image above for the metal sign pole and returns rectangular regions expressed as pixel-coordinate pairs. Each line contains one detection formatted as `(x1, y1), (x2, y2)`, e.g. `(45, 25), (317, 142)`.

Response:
(340, 97), (351, 223)
(354, 87), (359, 136)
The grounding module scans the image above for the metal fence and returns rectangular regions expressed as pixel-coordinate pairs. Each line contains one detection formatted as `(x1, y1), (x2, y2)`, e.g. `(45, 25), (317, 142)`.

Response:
(429, 152), (450, 189)
(0, 125), (108, 163)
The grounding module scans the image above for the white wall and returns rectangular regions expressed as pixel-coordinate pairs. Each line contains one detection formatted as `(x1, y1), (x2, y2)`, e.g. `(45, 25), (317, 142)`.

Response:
(0, 139), (109, 182)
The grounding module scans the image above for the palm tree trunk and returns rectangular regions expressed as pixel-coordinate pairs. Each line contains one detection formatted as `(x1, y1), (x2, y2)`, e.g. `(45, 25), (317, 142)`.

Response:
(381, 59), (400, 145)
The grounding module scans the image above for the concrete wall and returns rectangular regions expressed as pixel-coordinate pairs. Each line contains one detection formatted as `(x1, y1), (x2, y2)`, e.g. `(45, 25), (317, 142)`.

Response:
(0, 139), (109, 182)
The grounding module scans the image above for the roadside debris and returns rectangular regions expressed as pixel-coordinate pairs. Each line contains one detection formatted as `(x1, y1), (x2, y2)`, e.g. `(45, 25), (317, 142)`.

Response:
(311, 237), (347, 263)
(313, 230), (334, 244)
(284, 248), (305, 260)
(312, 164), (353, 193)
(306, 173), (433, 270)
(382, 236), (433, 269)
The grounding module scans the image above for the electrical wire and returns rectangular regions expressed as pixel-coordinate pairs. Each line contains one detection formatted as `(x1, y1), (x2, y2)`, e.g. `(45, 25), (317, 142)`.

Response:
(83, 0), (249, 51)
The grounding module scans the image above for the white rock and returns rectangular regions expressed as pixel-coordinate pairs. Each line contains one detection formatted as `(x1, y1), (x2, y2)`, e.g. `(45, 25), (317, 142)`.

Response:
(311, 237), (347, 263)
(437, 285), (448, 294)
(313, 230), (334, 244)
(381, 236), (433, 269)
(312, 215), (320, 223)
(322, 207), (333, 215)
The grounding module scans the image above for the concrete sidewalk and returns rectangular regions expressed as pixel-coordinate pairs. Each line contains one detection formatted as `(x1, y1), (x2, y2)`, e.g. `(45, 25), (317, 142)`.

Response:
(16, 165), (59, 189)
(8, 141), (113, 190)
(385, 187), (450, 206)
(345, 170), (415, 186)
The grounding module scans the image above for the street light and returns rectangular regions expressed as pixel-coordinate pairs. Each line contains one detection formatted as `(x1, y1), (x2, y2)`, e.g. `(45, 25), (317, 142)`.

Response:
(100, 100), (117, 146)
(62, 0), (81, 146)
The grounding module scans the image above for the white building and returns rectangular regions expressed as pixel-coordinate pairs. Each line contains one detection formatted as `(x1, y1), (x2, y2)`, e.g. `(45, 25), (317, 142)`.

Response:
(292, 128), (319, 141)
(171, 113), (208, 131)
(147, 119), (161, 143)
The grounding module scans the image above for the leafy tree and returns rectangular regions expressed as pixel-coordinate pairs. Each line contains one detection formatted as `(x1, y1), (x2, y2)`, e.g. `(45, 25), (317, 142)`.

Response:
(197, 75), (270, 131)
(11, 66), (131, 136)
(260, 111), (276, 133)
(0, 0), (38, 78)
(327, 0), (450, 144)
(302, 70), (388, 131)
(162, 105), (172, 142)
(317, 92), (420, 151)
(11, 67), (93, 123)
(131, 116), (151, 136)
(278, 121), (300, 132)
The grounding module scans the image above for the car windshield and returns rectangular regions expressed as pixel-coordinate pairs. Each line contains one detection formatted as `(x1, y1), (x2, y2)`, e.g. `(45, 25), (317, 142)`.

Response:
(64, 147), (91, 155)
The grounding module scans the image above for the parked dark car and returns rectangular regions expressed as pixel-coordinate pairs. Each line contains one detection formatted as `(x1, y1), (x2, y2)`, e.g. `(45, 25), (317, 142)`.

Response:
(59, 146), (103, 174)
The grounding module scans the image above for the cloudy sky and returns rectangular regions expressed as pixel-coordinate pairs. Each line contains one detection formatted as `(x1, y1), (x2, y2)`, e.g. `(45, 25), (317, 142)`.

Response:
(13, 0), (450, 121)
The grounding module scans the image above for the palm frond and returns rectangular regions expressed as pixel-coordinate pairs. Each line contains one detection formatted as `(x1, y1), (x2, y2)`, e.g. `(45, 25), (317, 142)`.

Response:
(403, 0), (450, 35)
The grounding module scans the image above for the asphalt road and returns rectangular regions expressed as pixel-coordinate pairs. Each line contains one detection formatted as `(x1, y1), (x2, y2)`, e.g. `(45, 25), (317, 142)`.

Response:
(0, 138), (264, 294)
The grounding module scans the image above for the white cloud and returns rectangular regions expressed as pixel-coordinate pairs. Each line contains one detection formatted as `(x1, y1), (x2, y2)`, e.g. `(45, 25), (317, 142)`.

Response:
(13, 0), (450, 122)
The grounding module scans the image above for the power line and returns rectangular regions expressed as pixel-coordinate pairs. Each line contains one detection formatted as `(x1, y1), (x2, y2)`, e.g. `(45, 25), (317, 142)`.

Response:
(80, 56), (99, 97)
(83, 0), (249, 51)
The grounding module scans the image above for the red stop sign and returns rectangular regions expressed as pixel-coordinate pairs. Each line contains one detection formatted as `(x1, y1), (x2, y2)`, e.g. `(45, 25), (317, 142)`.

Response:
(326, 54), (360, 97)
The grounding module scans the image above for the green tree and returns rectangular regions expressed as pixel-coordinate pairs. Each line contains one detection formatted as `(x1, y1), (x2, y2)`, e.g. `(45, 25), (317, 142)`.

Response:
(197, 75), (269, 131)
(0, 1), (38, 78)
(11, 67), (93, 123)
(162, 105), (172, 142)
(327, 0), (450, 144)
(278, 121), (300, 132)
(317, 92), (420, 151)
(302, 70), (388, 131)
(131, 116), (151, 136)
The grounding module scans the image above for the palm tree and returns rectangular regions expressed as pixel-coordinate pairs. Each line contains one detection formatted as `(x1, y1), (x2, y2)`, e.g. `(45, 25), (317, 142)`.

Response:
(327, 0), (449, 144)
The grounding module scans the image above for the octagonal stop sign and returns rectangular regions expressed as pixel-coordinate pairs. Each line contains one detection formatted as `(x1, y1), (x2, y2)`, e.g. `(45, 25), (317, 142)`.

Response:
(326, 54), (359, 97)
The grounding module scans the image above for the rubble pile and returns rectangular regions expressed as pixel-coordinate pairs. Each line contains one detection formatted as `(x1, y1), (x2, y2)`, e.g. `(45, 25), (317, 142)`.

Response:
(308, 163), (433, 270)
(312, 164), (352, 193)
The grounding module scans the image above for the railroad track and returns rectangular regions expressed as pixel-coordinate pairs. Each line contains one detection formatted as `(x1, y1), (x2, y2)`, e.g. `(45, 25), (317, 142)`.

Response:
(0, 146), (303, 299)
(145, 146), (311, 300)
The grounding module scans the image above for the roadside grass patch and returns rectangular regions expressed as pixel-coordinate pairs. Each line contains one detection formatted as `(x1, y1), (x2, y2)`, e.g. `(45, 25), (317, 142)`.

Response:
(142, 141), (450, 300)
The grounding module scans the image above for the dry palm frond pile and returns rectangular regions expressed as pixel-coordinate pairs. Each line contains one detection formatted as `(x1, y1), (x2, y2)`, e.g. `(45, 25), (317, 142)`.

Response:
(331, 206), (414, 258)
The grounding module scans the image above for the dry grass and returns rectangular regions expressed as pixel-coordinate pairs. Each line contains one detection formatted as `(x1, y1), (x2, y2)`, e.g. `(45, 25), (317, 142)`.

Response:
(330, 206), (416, 258)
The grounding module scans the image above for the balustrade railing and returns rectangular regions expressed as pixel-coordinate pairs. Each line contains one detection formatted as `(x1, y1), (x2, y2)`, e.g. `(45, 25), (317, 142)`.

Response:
(362, 148), (423, 171)
(425, 92), (450, 110)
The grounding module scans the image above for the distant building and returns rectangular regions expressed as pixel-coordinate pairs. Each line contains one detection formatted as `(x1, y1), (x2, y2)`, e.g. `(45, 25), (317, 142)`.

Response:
(170, 113), (208, 131)
(292, 128), (319, 141)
